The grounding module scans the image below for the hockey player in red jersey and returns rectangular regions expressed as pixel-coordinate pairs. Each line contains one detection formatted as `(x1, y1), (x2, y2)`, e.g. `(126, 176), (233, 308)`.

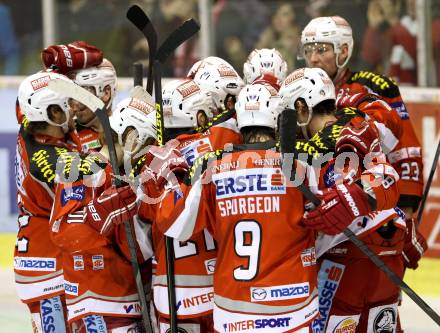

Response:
(299, 17), (427, 331)
(299, 14), (426, 254)
(15, 71), (77, 332)
(50, 96), (157, 332)
(279, 67), (404, 332)
(137, 77), (242, 332)
(151, 76), (390, 332)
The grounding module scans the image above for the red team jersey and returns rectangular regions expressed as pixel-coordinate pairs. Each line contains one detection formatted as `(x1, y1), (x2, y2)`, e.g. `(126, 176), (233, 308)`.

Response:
(14, 127), (77, 303)
(336, 70), (423, 210)
(157, 148), (319, 333)
(49, 153), (153, 323)
(139, 117), (242, 322)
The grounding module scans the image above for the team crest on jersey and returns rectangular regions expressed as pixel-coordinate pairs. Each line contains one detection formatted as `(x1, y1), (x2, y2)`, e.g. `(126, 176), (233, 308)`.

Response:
(372, 306), (397, 333)
(61, 184), (86, 206)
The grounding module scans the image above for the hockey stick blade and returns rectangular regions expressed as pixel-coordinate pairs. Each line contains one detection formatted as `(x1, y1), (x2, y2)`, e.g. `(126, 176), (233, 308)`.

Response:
(278, 109), (440, 326)
(156, 18), (200, 64)
(48, 79), (105, 112)
(127, 5), (157, 94)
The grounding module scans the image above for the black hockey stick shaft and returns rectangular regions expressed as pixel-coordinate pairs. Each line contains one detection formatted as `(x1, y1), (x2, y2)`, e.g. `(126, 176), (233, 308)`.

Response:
(417, 136), (440, 223)
(127, 5), (157, 94)
(133, 62), (143, 87)
(154, 56), (178, 333)
(96, 108), (154, 333)
(278, 108), (440, 326)
(153, 18), (200, 333)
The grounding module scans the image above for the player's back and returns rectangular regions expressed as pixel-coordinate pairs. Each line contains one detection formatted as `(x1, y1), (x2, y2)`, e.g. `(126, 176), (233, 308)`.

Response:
(187, 148), (319, 331)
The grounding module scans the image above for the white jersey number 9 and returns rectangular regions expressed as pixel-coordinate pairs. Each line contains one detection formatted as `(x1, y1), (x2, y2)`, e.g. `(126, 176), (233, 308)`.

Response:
(233, 220), (261, 281)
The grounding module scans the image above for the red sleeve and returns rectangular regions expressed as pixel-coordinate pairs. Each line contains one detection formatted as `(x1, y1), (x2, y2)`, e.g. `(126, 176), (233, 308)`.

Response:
(156, 173), (214, 241)
(50, 165), (112, 252)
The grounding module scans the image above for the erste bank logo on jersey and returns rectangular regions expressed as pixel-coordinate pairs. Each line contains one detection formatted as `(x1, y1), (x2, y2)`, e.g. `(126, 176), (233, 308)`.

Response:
(213, 168), (286, 199)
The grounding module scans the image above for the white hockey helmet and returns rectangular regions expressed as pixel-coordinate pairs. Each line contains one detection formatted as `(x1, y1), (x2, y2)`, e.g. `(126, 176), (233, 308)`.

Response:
(235, 83), (281, 130)
(279, 67), (335, 127)
(187, 56), (232, 79)
(68, 58), (117, 104)
(109, 97), (157, 155)
(18, 71), (71, 128)
(191, 58), (244, 110)
(162, 79), (216, 129)
(300, 16), (353, 69)
(243, 48), (288, 84)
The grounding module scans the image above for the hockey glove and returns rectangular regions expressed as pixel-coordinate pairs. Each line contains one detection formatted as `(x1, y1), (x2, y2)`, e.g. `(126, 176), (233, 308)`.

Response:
(42, 41), (103, 74)
(302, 183), (371, 235)
(336, 117), (382, 161)
(143, 140), (189, 189)
(403, 218), (428, 269)
(86, 185), (137, 236)
(336, 91), (377, 110)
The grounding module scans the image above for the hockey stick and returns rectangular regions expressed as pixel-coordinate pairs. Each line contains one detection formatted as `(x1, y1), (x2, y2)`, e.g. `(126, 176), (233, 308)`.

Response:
(417, 136), (440, 223)
(133, 62), (144, 88)
(127, 5), (157, 95)
(153, 18), (200, 333)
(278, 108), (440, 326)
(47, 79), (154, 333)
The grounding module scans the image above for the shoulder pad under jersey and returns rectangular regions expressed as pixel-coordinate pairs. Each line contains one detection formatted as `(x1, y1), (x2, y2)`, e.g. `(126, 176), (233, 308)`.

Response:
(20, 128), (71, 187)
(348, 71), (401, 99)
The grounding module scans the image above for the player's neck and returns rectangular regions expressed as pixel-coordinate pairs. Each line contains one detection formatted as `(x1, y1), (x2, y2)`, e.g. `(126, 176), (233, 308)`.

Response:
(309, 114), (336, 137)
(35, 124), (65, 139)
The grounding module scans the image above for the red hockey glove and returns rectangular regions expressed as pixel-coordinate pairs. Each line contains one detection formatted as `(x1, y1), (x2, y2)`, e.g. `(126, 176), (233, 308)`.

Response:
(336, 91), (377, 110)
(41, 41), (103, 74)
(143, 140), (189, 189)
(336, 117), (382, 160)
(403, 218), (428, 269)
(252, 73), (281, 91)
(85, 185), (137, 236)
(302, 183), (371, 235)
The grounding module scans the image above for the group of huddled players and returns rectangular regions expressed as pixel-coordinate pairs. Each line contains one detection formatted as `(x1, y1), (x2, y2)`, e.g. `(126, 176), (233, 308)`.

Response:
(13, 15), (428, 333)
